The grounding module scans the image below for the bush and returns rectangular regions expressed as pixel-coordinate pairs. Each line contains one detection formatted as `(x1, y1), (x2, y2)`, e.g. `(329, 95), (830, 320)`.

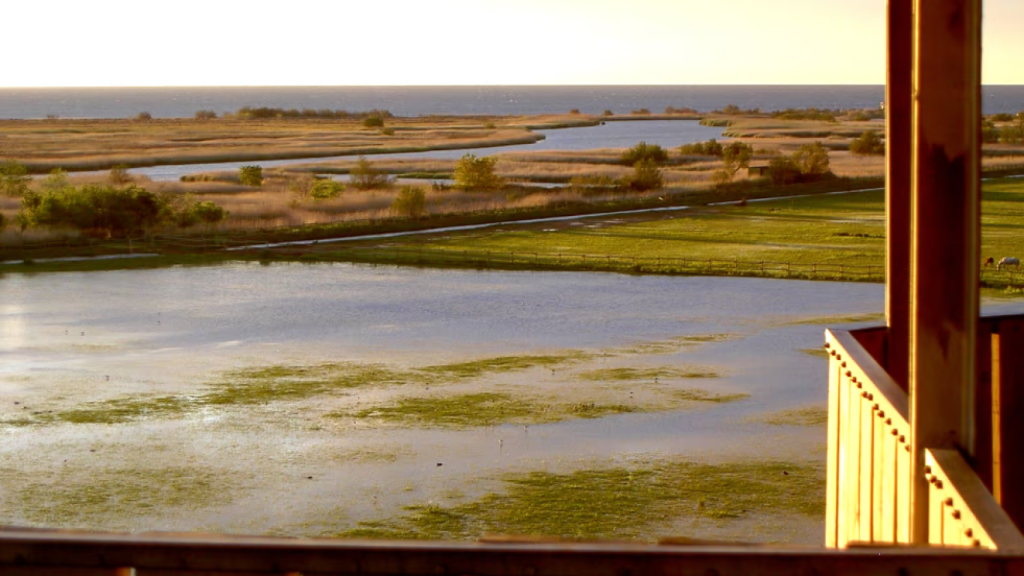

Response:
(195, 110), (218, 120)
(380, 127), (395, 136)
(350, 157), (393, 190)
(177, 200), (228, 227)
(621, 141), (669, 166)
(108, 164), (133, 185)
(769, 156), (803, 185)
(631, 108), (651, 115)
(363, 116), (385, 128)
(391, 186), (426, 218)
(720, 141), (753, 182)
(569, 108), (581, 115)
(0, 160), (30, 197)
(310, 179), (345, 200)
(678, 139), (723, 157)
(602, 110), (613, 117)
(619, 158), (664, 192)
(239, 165), (263, 187)
(849, 131), (885, 155)
(135, 111), (152, 121)
(453, 154), (503, 191)
(20, 184), (169, 237)
(794, 142), (831, 176)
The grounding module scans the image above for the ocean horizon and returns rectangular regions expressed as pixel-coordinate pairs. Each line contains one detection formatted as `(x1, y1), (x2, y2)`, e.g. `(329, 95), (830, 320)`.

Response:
(2, 85), (1022, 119)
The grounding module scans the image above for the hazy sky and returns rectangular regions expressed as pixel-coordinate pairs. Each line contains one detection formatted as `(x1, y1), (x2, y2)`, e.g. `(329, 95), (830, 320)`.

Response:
(3, 0), (1021, 87)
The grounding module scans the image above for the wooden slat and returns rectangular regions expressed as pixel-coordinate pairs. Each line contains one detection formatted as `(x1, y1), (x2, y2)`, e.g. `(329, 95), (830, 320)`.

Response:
(826, 344), (842, 547)
(909, 0), (982, 544)
(873, 407), (886, 542)
(881, 425), (898, 543)
(976, 319), (994, 490)
(861, 400), (875, 542)
(897, 437), (912, 543)
(993, 319), (1024, 532)
(849, 375), (863, 541)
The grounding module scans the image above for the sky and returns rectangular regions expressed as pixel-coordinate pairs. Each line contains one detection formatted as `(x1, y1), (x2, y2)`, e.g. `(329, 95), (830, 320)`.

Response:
(2, 0), (1021, 87)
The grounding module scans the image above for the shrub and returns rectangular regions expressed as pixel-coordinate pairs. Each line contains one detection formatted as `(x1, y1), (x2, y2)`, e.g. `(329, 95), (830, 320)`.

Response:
(793, 142), (831, 176)
(350, 157), (393, 190)
(621, 141), (669, 166)
(391, 186), (426, 218)
(20, 184), (169, 237)
(849, 131), (885, 155)
(453, 154), (503, 191)
(569, 175), (618, 194)
(664, 106), (697, 114)
(619, 158), (664, 192)
(678, 139), (723, 157)
(239, 165), (263, 187)
(769, 156), (803, 185)
(631, 108), (651, 115)
(178, 201), (227, 227)
(363, 116), (385, 128)
(380, 127), (395, 136)
(135, 111), (153, 121)
(0, 160), (30, 197)
(195, 110), (218, 120)
(602, 110), (613, 117)
(569, 108), (581, 115)
(108, 164), (133, 185)
(310, 179), (345, 200)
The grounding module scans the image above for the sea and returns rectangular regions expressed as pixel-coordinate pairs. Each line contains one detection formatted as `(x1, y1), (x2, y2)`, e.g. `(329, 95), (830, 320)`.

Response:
(1, 85), (1023, 119)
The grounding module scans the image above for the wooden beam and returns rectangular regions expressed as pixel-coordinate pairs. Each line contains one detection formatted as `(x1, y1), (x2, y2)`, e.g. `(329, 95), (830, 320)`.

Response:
(908, 0), (982, 546)
(885, 0), (913, 392)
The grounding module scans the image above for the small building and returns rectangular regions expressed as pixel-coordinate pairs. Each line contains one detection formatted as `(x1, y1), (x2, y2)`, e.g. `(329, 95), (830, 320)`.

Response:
(748, 165), (771, 178)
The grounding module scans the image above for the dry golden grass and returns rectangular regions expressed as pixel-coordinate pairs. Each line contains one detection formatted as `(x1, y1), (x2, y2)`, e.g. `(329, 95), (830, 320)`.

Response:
(0, 117), (549, 173)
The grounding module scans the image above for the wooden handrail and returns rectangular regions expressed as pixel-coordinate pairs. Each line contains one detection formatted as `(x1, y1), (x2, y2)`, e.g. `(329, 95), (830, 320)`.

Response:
(926, 449), (1024, 552)
(2, 528), (1024, 576)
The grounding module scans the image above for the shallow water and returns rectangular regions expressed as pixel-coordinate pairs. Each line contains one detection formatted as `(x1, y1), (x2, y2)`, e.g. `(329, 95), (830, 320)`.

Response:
(128, 120), (724, 181)
(0, 263), (887, 541)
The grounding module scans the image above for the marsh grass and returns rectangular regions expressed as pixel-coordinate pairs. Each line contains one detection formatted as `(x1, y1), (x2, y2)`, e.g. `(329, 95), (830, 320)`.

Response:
(7, 465), (236, 527)
(2, 352), (594, 426)
(800, 347), (832, 359)
(334, 385), (745, 429)
(757, 407), (829, 427)
(578, 366), (721, 381)
(341, 459), (824, 541)
(612, 334), (738, 355)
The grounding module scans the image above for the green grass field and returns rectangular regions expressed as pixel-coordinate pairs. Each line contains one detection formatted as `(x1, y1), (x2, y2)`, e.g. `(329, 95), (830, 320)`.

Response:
(313, 178), (1024, 288)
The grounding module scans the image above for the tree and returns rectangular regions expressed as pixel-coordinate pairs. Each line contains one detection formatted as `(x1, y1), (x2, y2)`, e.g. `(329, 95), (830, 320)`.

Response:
(620, 158), (664, 192)
(195, 110), (218, 120)
(679, 139), (723, 157)
(391, 186), (426, 217)
(349, 157), (393, 190)
(0, 160), (30, 197)
(768, 156), (803, 185)
(20, 184), (168, 238)
(621, 141), (669, 166)
(793, 142), (831, 176)
(135, 111), (153, 121)
(849, 131), (885, 155)
(239, 165), (263, 187)
(310, 179), (345, 200)
(453, 154), (503, 191)
(720, 141), (753, 181)
(363, 116), (385, 128)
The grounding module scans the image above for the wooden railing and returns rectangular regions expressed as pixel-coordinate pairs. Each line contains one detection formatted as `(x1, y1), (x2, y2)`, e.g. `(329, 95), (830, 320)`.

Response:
(2, 527), (1024, 576)
(826, 317), (1024, 550)
(825, 328), (912, 547)
(926, 448), (1024, 550)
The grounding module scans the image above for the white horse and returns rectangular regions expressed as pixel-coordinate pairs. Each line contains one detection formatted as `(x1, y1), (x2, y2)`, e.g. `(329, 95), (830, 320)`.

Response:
(985, 256), (1021, 271)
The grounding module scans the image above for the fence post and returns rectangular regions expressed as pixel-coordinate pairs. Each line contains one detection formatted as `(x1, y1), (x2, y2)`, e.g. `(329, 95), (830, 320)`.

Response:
(510, 252), (514, 264)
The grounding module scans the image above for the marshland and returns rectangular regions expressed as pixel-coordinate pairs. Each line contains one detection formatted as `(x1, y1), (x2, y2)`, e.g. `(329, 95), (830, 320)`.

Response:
(2, 103), (1024, 544)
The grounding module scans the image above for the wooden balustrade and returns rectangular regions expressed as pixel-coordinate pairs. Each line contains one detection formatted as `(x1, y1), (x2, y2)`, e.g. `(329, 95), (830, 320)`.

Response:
(825, 328), (912, 547)
(826, 316), (1024, 550)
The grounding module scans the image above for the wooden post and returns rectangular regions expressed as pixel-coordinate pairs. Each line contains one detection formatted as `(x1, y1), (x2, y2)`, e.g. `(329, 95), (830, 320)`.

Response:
(886, 0), (913, 391)
(908, 0), (981, 545)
